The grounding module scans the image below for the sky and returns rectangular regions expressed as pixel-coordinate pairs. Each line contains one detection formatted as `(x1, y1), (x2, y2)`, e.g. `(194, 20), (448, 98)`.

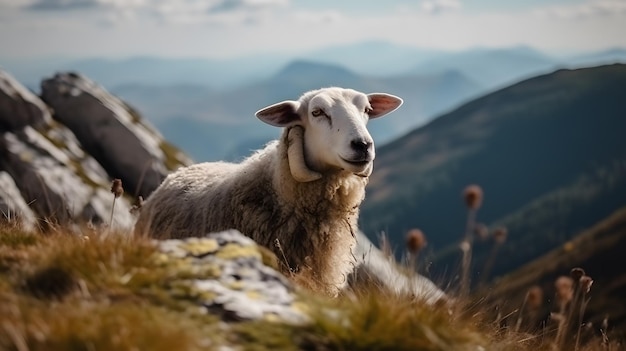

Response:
(0, 0), (625, 60)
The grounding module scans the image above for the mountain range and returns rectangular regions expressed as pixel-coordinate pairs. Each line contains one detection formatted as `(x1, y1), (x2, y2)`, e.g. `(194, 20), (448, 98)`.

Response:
(3, 43), (625, 162)
(5, 42), (624, 91)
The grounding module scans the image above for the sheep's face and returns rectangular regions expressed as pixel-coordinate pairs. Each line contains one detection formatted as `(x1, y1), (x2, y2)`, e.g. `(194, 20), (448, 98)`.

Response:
(256, 87), (403, 178)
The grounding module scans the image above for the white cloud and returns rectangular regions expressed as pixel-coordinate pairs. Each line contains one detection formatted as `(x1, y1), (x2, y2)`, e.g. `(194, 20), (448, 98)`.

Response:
(15, 0), (290, 25)
(208, 0), (288, 13)
(421, 0), (462, 15)
(290, 9), (342, 24)
(534, 0), (626, 19)
(0, 0), (33, 7)
(0, 0), (624, 60)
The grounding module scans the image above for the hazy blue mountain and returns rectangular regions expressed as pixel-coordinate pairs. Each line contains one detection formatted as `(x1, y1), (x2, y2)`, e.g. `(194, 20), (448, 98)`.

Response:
(273, 60), (362, 84)
(115, 60), (481, 161)
(4, 42), (625, 94)
(1, 55), (288, 91)
(65, 55), (288, 90)
(564, 47), (626, 68)
(302, 40), (445, 76)
(0, 57), (72, 91)
(359, 64), (626, 282)
(410, 46), (559, 91)
(374, 70), (483, 133)
(113, 84), (216, 123)
(154, 117), (278, 162)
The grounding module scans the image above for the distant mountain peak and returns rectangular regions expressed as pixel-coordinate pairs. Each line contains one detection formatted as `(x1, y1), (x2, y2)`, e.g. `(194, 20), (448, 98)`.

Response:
(274, 60), (358, 80)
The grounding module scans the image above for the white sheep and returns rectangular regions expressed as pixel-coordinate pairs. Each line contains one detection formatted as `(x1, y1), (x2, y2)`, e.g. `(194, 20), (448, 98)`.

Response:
(134, 87), (402, 296)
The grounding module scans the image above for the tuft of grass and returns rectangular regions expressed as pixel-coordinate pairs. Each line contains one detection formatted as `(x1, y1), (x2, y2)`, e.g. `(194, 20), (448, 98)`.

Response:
(233, 289), (557, 351)
(308, 292), (486, 351)
(0, 226), (40, 248)
(0, 224), (228, 351)
(0, 296), (218, 351)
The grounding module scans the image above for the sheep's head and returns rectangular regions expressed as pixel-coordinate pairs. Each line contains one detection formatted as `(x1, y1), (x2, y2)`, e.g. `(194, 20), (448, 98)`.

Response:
(255, 87), (403, 182)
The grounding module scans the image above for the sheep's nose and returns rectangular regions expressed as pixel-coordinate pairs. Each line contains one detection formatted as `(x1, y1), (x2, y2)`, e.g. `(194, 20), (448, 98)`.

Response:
(350, 139), (372, 153)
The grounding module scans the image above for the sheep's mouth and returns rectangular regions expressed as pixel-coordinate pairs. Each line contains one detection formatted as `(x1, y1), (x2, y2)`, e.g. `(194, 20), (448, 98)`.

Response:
(344, 160), (369, 167)
(341, 158), (373, 178)
(340, 158), (371, 168)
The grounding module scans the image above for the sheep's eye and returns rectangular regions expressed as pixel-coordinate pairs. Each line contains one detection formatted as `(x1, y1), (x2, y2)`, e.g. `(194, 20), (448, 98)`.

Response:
(311, 109), (325, 117)
(364, 107), (373, 114)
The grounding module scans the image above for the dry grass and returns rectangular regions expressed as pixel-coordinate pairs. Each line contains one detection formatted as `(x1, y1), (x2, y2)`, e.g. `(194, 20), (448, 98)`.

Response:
(305, 292), (486, 350)
(0, 224), (224, 351)
(0, 222), (622, 350)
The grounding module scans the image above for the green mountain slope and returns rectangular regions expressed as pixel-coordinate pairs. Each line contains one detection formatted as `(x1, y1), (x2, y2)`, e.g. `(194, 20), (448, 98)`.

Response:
(487, 205), (626, 332)
(360, 64), (626, 280)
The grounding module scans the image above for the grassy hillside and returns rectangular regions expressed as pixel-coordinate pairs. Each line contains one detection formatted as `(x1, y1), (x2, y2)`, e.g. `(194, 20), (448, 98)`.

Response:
(360, 64), (626, 280)
(486, 205), (626, 335)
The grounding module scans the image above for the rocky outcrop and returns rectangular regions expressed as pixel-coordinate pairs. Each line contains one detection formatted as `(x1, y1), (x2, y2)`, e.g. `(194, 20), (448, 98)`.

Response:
(0, 72), (50, 130)
(0, 69), (190, 230)
(156, 229), (307, 324)
(40, 72), (192, 199)
(0, 171), (37, 231)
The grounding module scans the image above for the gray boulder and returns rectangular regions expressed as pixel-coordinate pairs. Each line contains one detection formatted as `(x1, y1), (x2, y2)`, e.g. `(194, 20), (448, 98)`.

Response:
(0, 69), (139, 229)
(0, 70), (50, 131)
(155, 229), (308, 324)
(40, 72), (191, 199)
(0, 170), (37, 231)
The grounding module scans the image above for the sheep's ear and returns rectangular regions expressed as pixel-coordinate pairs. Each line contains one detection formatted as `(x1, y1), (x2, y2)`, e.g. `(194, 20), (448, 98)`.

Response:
(255, 100), (302, 127)
(367, 93), (403, 119)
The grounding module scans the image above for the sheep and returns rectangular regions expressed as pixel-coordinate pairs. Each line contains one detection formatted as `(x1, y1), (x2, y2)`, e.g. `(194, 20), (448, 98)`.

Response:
(134, 87), (403, 296)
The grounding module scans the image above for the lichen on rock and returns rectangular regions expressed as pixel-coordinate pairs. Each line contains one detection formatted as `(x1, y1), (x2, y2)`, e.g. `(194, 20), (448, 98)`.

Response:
(155, 230), (308, 324)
